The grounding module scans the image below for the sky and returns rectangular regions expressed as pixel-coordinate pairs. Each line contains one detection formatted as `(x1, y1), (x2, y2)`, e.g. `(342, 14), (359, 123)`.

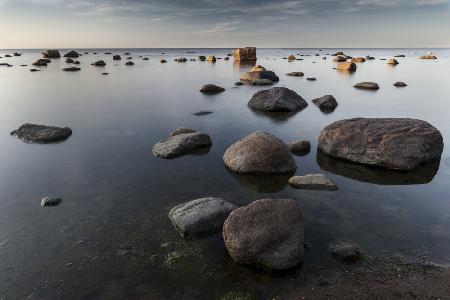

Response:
(0, 0), (449, 48)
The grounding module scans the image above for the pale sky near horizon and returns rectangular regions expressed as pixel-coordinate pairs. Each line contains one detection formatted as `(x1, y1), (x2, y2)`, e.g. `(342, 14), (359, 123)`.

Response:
(0, 0), (449, 49)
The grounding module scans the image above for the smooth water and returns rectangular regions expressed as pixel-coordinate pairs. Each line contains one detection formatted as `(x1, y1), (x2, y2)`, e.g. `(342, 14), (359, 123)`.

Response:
(1, 48), (450, 299)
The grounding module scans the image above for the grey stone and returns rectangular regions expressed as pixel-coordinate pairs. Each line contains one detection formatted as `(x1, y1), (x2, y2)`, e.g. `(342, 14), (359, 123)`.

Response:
(288, 174), (337, 191)
(248, 87), (308, 112)
(312, 95), (338, 112)
(153, 132), (212, 159)
(354, 82), (379, 90)
(41, 197), (62, 207)
(200, 84), (225, 94)
(329, 240), (363, 262)
(11, 123), (72, 144)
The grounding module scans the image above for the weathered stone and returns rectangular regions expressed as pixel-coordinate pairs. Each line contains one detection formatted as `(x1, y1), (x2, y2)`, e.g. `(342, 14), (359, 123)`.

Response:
(387, 59), (399, 65)
(240, 65), (279, 83)
(62, 67), (81, 72)
(354, 82), (379, 90)
(351, 57), (366, 63)
(288, 55), (297, 61)
(11, 123), (72, 143)
(200, 84), (225, 94)
(336, 62), (357, 72)
(232, 47), (257, 61)
(333, 56), (347, 62)
(306, 77), (316, 81)
(223, 131), (297, 175)
(65, 58), (74, 63)
(312, 95), (338, 112)
(92, 60), (106, 66)
(329, 240), (363, 263)
(318, 118), (443, 171)
(193, 111), (213, 116)
(223, 198), (304, 270)
(207, 56), (216, 62)
(394, 81), (407, 87)
(170, 127), (197, 136)
(152, 132), (212, 159)
(63, 51), (79, 58)
(248, 87), (307, 112)
(419, 55), (437, 60)
(42, 49), (60, 58)
(125, 61), (135, 65)
(288, 174), (337, 191)
(32, 59), (51, 66)
(198, 56), (206, 61)
(113, 55), (121, 60)
(41, 197), (62, 207)
(287, 140), (311, 155)
(160, 59), (167, 63)
(286, 72), (304, 77)
(169, 197), (236, 237)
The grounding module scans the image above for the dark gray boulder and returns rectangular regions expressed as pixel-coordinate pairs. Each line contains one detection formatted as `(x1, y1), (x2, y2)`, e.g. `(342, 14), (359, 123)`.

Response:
(169, 197), (236, 237)
(248, 87), (308, 112)
(200, 84), (225, 94)
(223, 131), (297, 175)
(240, 65), (279, 83)
(286, 72), (304, 77)
(92, 60), (106, 66)
(42, 49), (60, 58)
(193, 111), (213, 116)
(62, 67), (81, 72)
(288, 174), (337, 191)
(32, 59), (51, 66)
(318, 118), (443, 171)
(250, 79), (273, 86)
(287, 140), (311, 155)
(354, 82), (379, 90)
(63, 51), (79, 58)
(152, 132), (212, 159)
(394, 81), (407, 87)
(11, 123), (72, 144)
(223, 198), (304, 270)
(329, 240), (363, 263)
(312, 95), (338, 112)
(113, 55), (121, 60)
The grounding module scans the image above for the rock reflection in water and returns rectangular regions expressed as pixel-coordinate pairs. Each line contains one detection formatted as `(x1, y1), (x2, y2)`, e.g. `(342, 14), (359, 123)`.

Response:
(316, 152), (440, 185)
(250, 109), (298, 123)
(226, 170), (290, 193)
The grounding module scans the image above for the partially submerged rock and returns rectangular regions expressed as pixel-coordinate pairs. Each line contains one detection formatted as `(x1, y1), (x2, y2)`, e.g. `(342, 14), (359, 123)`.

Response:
(250, 79), (273, 86)
(419, 55), (437, 60)
(394, 81), (407, 87)
(287, 140), (311, 155)
(288, 55), (297, 61)
(286, 72), (304, 77)
(333, 56), (347, 62)
(329, 240), (363, 263)
(169, 197), (236, 237)
(288, 174), (337, 191)
(92, 60), (106, 66)
(223, 131), (297, 175)
(152, 131), (212, 159)
(240, 65), (279, 83)
(351, 57), (366, 63)
(125, 61), (135, 66)
(200, 84), (225, 94)
(207, 56), (216, 62)
(65, 58), (74, 63)
(312, 95), (338, 112)
(318, 118), (443, 171)
(193, 111), (213, 116)
(354, 82), (379, 90)
(41, 197), (62, 207)
(42, 49), (60, 58)
(223, 198), (304, 270)
(32, 59), (51, 66)
(63, 51), (79, 58)
(113, 55), (121, 60)
(232, 47), (257, 61)
(306, 77), (316, 81)
(62, 67), (81, 72)
(387, 59), (399, 65)
(248, 87), (308, 112)
(11, 123), (72, 143)
(336, 62), (357, 72)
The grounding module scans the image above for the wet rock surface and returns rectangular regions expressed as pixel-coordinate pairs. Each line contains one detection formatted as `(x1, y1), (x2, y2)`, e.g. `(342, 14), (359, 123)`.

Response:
(312, 95), (338, 112)
(287, 140), (311, 155)
(10, 123), (72, 144)
(200, 84), (225, 94)
(248, 87), (308, 112)
(42, 49), (60, 58)
(354, 82), (379, 90)
(328, 240), (363, 263)
(41, 197), (62, 207)
(153, 131), (212, 159)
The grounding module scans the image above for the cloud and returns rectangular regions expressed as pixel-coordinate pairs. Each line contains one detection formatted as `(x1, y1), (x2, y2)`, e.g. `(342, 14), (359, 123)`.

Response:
(197, 21), (240, 34)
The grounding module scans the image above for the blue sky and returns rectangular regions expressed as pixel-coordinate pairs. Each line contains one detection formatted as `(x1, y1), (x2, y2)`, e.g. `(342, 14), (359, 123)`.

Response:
(0, 0), (449, 48)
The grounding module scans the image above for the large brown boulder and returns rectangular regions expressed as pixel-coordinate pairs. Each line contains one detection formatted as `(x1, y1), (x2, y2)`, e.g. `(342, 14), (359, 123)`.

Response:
(351, 57), (366, 63)
(232, 47), (257, 61)
(42, 49), (60, 58)
(223, 131), (297, 175)
(223, 198), (304, 270)
(318, 118), (443, 171)
(248, 87), (307, 112)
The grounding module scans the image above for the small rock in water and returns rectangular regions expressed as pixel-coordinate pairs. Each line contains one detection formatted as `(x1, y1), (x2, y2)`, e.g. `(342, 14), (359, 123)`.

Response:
(419, 55), (437, 60)
(306, 77), (316, 81)
(42, 49), (61, 58)
(169, 197), (236, 237)
(394, 81), (407, 87)
(113, 55), (121, 60)
(394, 54), (405, 58)
(62, 67), (81, 72)
(170, 127), (197, 136)
(329, 240), (363, 263)
(11, 123), (72, 144)
(288, 55), (297, 61)
(152, 131), (212, 159)
(232, 47), (257, 62)
(387, 58), (399, 65)
(248, 87), (308, 112)
(250, 79), (273, 86)
(65, 58), (74, 64)
(351, 57), (366, 63)
(200, 84), (225, 94)
(160, 59), (167, 63)
(32, 59), (50, 66)
(287, 140), (311, 155)
(288, 174), (337, 191)
(333, 56), (347, 62)
(125, 61), (134, 66)
(234, 81), (244, 86)
(354, 82), (379, 90)
(336, 62), (357, 72)
(207, 56), (216, 62)
(223, 198), (304, 270)
(240, 65), (279, 83)
(92, 60), (106, 66)
(193, 111), (213, 116)
(198, 56), (206, 61)
(312, 95), (338, 112)
(286, 72), (304, 77)
(102, 72), (109, 75)
(41, 197), (62, 207)
(29, 69), (41, 72)
(64, 51), (79, 58)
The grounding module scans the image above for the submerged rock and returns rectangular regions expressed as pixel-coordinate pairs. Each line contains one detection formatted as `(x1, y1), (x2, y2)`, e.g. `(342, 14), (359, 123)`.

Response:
(288, 174), (337, 191)
(200, 84), (225, 94)
(248, 87), (307, 112)
(63, 51), (79, 58)
(232, 47), (257, 61)
(306, 77), (316, 81)
(42, 49), (60, 58)
(170, 127), (197, 136)
(41, 197), (62, 207)
(394, 81), (407, 87)
(29, 69), (41, 72)
(125, 61), (135, 66)
(62, 67), (81, 72)
(223, 131), (297, 175)
(152, 131), (212, 159)
(32, 59), (51, 66)
(193, 111), (213, 116)
(286, 72), (304, 77)
(11, 123), (72, 143)
(223, 198), (304, 270)
(250, 79), (273, 86)
(329, 240), (363, 263)
(287, 140), (311, 155)
(318, 118), (443, 171)
(312, 95), (338, 112)
(65, 58), (74, 63)
(354, 82), (379, 90)
(169, 197), (236, 237)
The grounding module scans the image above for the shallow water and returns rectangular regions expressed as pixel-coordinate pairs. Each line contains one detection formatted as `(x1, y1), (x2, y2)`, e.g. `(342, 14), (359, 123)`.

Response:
(1, 48), (450, 299)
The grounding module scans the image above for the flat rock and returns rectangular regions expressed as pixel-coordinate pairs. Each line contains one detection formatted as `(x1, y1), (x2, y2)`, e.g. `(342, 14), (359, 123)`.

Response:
(11, 123), (72, 143)
(419, 55), (437, 59)
(62, 67), (81, 72)
(351, 57), (366, 63)
(41, 197), (62, 207)
(152, 132), (212, 159)
(223, 198), (304, 270)
(394, 81), (407, 87)
(354, 82), (379, 90)
(318, 118), (443, 171)
(200, 84), (225, 94)
(329, 240), (363, 262)
(125, 61), (134, 65)
(169, 197), (236, 237)
(170, 127), (197, 136)
(286, 72), (304, 77)
(306, 77), (316, 81)
(223, 131), (297, 175)
(312, 95), (338, 112)
(234, 81), (244, 86)
(250, 79), (273, 86)
(287, 140), (311, 155)
(193, 111), (213, 116)
(240, 65), (279, 82)
(288, 174), (337, 191)
(248, 87), (308, 112)
(32, 59), (50, 66)
(232, 47), (257, 61)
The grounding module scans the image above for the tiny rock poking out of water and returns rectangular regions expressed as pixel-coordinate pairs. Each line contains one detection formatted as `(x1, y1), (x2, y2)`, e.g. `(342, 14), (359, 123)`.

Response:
(92, 60), (106, 66)
(286, 72), (304, 77)
(168, 197), (236, 237)
(10, 123), (72, 144)
(354, 82), (379, 90)
(200, 84), (225, 94)
(193, 111), (213, 116)
(288, 174), (337, 191)
(223, 131), (297, 175)
(318, 118), (444, 171)
(62, 67), (81, 72)
(328, 240), (363, 263)
(248, 87), (308, 112)
(152, 130), (212, 159)
(223, 198), (304, 271)
(41, 197), (62, 207)
(249, 79), (273, 86)
(394, 81), (407, 87)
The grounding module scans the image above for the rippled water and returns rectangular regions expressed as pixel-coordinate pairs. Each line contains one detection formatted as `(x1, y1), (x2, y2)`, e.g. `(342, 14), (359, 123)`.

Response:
(1, 48), (450, 299)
